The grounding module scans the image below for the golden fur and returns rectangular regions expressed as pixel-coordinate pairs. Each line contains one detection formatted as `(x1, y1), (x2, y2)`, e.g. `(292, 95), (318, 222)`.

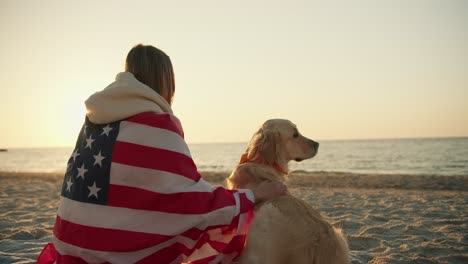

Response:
(227, 119), (349, 264)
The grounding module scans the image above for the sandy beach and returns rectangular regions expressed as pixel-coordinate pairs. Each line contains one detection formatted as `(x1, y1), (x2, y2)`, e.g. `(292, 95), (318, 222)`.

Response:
(0, 171), (467, 264)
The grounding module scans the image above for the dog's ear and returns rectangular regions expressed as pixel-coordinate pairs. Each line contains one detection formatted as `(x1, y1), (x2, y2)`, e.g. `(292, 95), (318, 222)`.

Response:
(247, 128), (280, 164)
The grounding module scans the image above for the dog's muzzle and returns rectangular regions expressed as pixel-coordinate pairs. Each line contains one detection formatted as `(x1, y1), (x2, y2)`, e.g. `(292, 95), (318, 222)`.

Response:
(313, 141), (319, 151)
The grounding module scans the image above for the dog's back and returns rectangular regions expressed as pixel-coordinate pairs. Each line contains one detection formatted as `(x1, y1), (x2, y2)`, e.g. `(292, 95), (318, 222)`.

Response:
(239, 195), (349, 264)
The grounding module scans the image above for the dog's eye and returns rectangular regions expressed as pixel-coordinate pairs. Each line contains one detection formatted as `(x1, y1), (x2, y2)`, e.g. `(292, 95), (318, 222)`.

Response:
(293, 132), (299, 138)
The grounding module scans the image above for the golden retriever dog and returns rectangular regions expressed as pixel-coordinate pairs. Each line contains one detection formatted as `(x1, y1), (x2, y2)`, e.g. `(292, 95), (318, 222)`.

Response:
(227, 119), (349, 264)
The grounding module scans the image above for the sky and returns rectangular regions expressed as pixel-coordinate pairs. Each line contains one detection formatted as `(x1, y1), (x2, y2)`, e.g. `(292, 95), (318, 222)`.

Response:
(0, 0), (467, 148)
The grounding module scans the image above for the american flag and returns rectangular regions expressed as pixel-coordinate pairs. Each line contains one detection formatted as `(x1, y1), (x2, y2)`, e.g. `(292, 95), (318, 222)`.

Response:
(38, 112), (254, 264)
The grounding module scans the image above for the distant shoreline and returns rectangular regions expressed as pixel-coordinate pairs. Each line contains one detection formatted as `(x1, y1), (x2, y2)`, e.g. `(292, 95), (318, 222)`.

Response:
(3, 135), (468, 149)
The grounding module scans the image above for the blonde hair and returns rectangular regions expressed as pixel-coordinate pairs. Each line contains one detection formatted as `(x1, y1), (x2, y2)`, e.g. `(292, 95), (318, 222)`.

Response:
(125, 44), (175, 105)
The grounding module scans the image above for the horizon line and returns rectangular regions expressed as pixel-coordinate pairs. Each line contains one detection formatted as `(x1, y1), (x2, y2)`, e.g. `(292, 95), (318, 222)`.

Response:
(3, 135), (468, 149)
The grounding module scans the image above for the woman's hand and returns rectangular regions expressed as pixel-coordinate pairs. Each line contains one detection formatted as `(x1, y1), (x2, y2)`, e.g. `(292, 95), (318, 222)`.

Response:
(252, 181), (288, 203)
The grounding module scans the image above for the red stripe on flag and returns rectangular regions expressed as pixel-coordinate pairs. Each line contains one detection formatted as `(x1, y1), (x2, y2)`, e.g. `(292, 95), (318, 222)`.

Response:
(107, 185), (237, 214)
(55, 253), (93, 264)
(53, 215), (173, 252)
(126, 112), (184, 138)
(222, 234), (247, 254)
(220, 214), (241, 235)
(208, 240), (229, 253)
(112, 141), (201, 181)
(239, 192), (255, 213)
(37, 243), (58, 264)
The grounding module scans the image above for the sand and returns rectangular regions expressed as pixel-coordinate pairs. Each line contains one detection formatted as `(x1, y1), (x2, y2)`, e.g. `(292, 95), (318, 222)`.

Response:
(0, 172), (62, 264)
(0, 171), (467, 264)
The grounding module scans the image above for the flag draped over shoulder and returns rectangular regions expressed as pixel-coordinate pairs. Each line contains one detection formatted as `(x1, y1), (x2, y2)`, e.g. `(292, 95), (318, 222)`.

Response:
(38, 112), (255, 264)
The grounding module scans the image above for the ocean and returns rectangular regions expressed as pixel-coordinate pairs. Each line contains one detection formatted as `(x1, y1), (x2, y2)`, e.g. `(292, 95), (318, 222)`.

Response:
(1, 137), (467, 176)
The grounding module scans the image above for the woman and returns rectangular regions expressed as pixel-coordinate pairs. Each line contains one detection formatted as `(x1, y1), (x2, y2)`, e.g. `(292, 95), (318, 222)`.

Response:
(38, 44), (286, 264)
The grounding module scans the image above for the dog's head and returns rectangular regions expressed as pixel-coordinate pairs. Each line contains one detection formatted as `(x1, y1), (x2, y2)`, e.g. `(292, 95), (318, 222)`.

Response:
(245, 119), (319, 166)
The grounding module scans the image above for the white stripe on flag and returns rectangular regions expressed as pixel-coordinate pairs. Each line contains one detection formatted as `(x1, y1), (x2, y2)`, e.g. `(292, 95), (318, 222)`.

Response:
(117, 121), (191, 157)
(237, 189), (255, 203)
(237, 213), (249, 235)
(58, 196), (236, 235)
(110, 163), (214, 194)
(184, 243), (218, 263)
(233, 192), (240, 216)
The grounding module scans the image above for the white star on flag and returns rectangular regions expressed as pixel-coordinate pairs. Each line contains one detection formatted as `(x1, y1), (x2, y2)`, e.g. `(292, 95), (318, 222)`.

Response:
(83, 124), (87, 135)
(72, 149), (80, 162)
(101, 125), (113, 136)
(85, 135), (95, 149)
(93, 151), (106, 167)
(88, 181), (101, 198)
(76, 164), (88, 180)
(66, 177), (73, 192)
